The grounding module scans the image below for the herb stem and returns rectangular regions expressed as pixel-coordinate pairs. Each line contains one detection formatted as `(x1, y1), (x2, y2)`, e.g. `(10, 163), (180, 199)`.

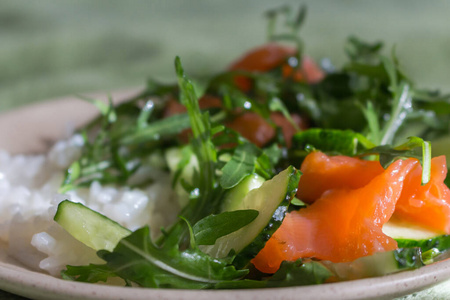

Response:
(380, 82), (412, 145)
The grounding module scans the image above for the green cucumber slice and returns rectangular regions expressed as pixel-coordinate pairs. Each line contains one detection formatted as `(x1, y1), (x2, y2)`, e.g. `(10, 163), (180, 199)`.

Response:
(200, 166), (300, 269)
(383, 217), (440, 240)
(221, 173), (265, 212)
(54, 200), (131, 251)
(164, 147), (198, 206)
(324, 248), (424, 280)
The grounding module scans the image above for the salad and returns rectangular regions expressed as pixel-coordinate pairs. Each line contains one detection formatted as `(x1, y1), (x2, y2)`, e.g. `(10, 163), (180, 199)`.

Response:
(38, 5), (450, 288)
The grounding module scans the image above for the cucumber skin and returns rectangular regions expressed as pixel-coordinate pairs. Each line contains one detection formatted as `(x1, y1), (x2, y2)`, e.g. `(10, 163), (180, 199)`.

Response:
(396, 235), (450, 253)
(232, 167), (301, 269)
(54, 200), (131, 251)
(221, 174), (265, 212)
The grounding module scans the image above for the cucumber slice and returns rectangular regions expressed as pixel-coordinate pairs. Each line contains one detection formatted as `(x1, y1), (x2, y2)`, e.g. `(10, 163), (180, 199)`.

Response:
(221, 173), (265, 212)
(383, 216), (441, 240)
(164, 147), (198, 207)
(54, 200), (131, 251)
(324, 248), (424, 280)
(200, 166), (300, 269)
(165, 147), (198, 181)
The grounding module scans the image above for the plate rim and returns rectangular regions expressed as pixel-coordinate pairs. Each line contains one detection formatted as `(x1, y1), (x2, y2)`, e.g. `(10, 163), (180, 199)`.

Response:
(1, 255), (450, 300)
(1, 95), (450, 300)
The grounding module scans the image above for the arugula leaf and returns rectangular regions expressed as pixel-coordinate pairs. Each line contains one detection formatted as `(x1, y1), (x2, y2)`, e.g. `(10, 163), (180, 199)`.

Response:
(395, 238), (450, 265)
(102, 227), (247, 288)
(62, 264), (119, 283)
(220, 143), (260, 189)
(215, 259), (332, 289)
(174, 57), (226, 240)
(345, 36), (383, 62)
(59, 97), (126, 193)
(396, 234), (450, 253)
(119, 113), (191, 145)
(263, 143), (282, 166)
(59, 161), (82, 193)
(77, 94), (117, 124)
(360, 101), (381, 145)
(193, 210), (259, 245)
(358, 136), (431, 184)
(220, 142), (279, 189)
(175, 56), (217, 187)
(265, 4), (306, 44)
(381, 55), (399, 92)
(255, 149), (277, 179)
(65, 226), (247, 289)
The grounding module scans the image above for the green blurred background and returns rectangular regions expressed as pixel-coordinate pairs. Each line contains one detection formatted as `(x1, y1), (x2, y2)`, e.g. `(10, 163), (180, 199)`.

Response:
(1, 1), (450, 299)
(1, 0), (450, 113)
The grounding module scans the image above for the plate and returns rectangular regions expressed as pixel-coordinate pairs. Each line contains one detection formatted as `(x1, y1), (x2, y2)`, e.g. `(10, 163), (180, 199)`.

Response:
(1, 94), (450, 300)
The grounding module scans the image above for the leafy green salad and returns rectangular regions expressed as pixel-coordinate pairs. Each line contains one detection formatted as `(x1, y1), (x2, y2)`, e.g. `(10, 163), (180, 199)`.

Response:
(53, 5), (450, 289)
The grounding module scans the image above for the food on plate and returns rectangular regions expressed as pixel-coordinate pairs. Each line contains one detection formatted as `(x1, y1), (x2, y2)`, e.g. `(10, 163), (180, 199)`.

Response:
(1, 5), (450, 289)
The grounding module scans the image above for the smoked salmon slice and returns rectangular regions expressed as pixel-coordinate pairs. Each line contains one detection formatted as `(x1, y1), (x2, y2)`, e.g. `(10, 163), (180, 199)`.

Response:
(228, 43), (324, 91)
(164, 96), (304, 147)
(296, 151), (385, 204)
(226, 112), (304, 147)
(252, 155), (418, 273)
(395, 155), (450, 233)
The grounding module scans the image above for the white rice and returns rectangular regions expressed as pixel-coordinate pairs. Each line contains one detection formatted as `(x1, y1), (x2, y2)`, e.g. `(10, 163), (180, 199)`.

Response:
(0, 135), (180, 276)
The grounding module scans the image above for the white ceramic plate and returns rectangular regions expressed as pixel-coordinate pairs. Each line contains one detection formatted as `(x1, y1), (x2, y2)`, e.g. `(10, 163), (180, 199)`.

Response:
(1, 94), (450, 300)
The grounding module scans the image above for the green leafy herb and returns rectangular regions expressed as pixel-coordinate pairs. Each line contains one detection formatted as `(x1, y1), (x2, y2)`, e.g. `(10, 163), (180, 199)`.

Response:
(265, 4), (307, 44)
(193, 210), (259, 245)
(220, 143), (260, 189)
(62, 264), (119, 283)
(64, 226), (247, 288)
(215, 259), (332, 289)
(345, 36), (383, 62)
(77, 94), (117, 124)
(360, 101), (381, 145)
(119, 113), (191, 145)
(358, 136), (431, 184)
(396, 235), (450, 253)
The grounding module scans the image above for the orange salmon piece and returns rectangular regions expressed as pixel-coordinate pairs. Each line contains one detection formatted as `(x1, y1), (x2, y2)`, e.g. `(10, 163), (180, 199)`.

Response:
(252, 158), (418, 273)
(228, 43), (324, 91)
(282, 56), (324, 84)
(227, 112), (305, 148)
(165, 96), (304, 147)
(395, 155), (450, 233)
(226, 112), (275, 147)
(297, 152), (385, 204)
